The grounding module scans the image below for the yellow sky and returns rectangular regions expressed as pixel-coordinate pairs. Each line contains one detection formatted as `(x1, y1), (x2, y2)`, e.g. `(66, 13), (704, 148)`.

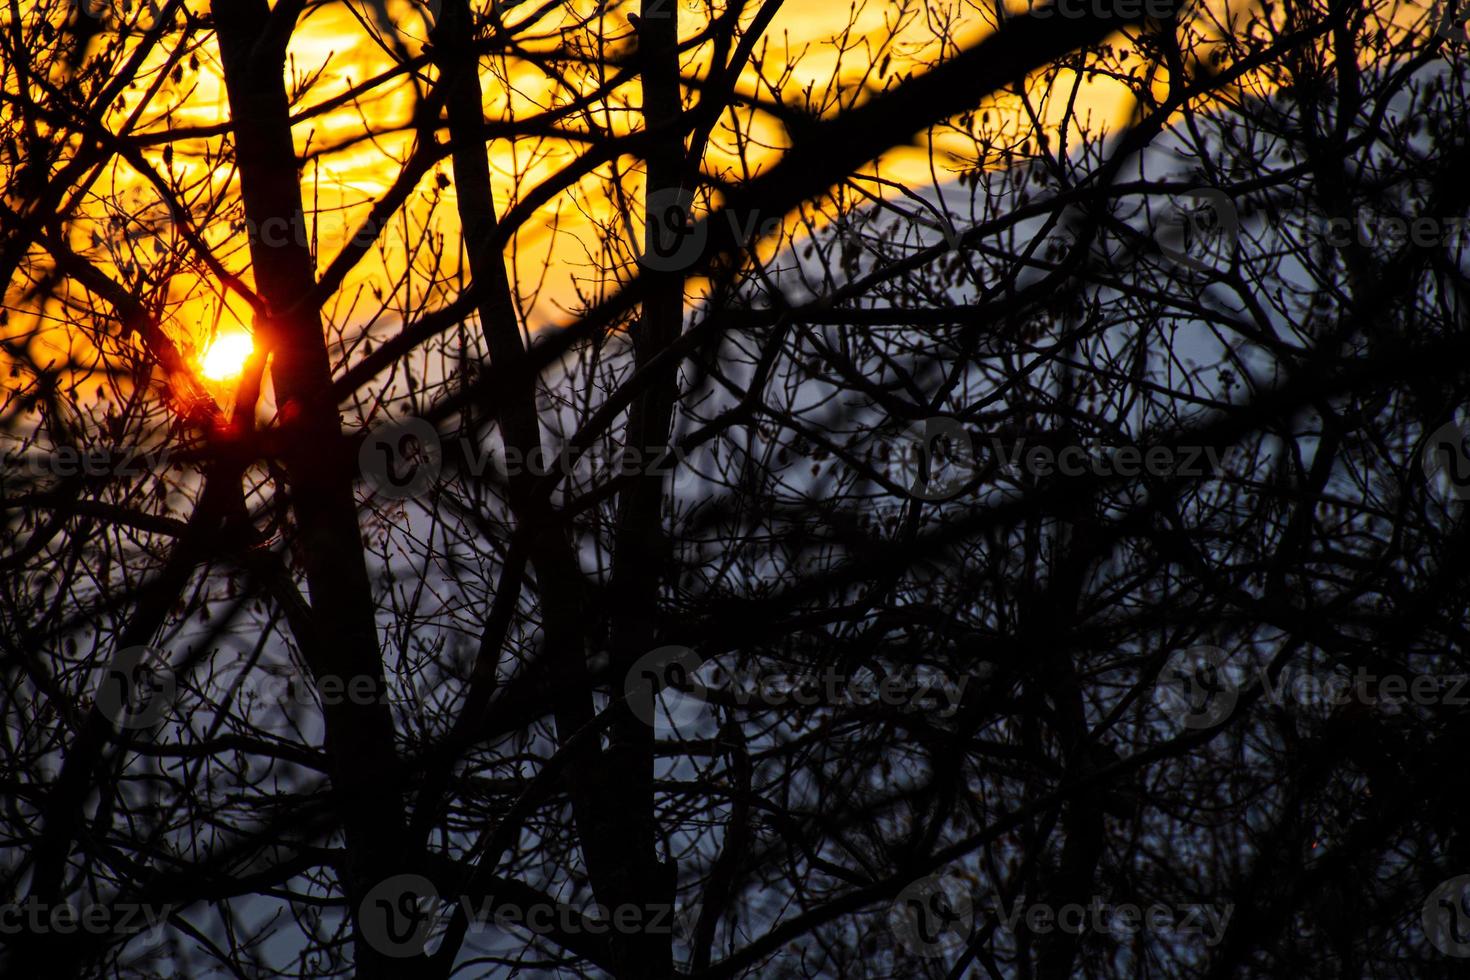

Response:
(13, 0), (1439, 397)
(7, 0), (1157, 395)
(260, 1), (1130, 325)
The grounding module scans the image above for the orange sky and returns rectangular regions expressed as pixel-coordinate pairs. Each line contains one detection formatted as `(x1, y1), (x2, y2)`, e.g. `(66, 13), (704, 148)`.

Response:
(7, 0), (1442, 396)
(47, 1), (1139, 387)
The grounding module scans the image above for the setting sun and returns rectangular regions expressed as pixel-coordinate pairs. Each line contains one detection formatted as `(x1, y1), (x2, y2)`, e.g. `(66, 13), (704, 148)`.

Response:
(199, 331), (254, 381)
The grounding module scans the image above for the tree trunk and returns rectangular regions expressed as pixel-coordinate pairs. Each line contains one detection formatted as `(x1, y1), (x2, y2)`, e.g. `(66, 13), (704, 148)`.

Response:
(212, 3), (407, 975)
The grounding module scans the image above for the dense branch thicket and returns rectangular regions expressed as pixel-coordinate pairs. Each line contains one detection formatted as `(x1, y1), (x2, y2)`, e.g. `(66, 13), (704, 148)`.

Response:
(3, 0), (1470, 976)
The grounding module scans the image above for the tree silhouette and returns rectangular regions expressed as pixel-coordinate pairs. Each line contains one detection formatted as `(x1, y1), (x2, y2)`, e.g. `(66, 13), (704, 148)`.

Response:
(3, 0), (1470, 976)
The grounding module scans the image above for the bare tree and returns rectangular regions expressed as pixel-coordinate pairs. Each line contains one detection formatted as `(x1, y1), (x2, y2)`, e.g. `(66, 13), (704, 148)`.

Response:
(3, 0), (1470, 976)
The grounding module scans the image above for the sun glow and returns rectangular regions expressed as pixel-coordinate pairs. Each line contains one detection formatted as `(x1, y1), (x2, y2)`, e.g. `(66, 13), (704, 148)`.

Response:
(200, 331), (254, 381)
